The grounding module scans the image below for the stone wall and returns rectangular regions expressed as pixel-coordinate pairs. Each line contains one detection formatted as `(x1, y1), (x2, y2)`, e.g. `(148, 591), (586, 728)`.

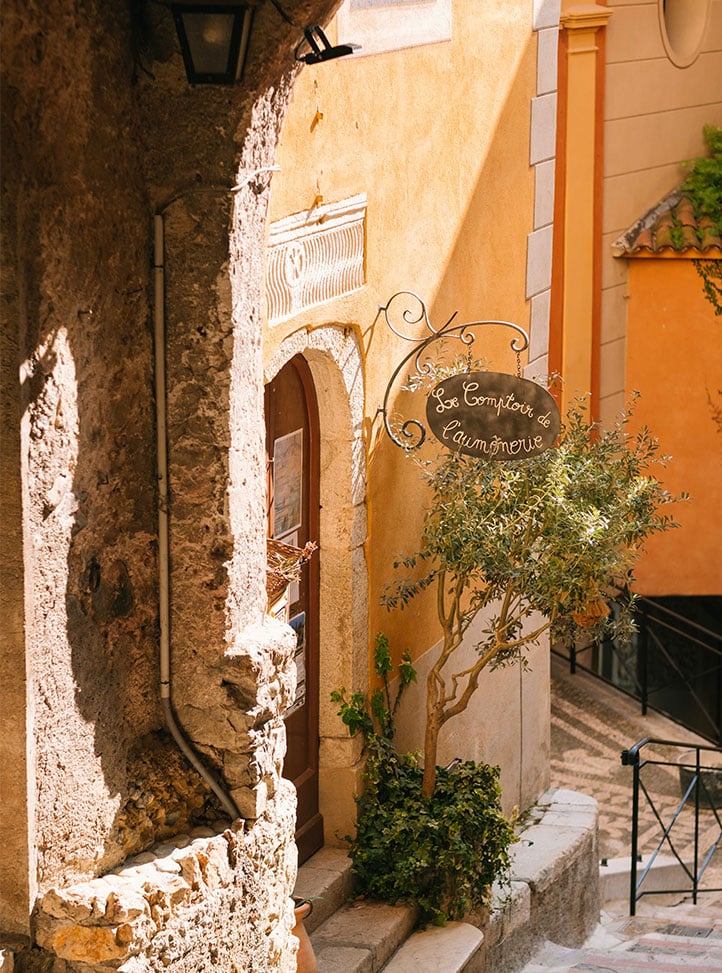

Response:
(17, 782), (298, 973)
(1, 0), (344, 968)
(2, 0), (160, 901)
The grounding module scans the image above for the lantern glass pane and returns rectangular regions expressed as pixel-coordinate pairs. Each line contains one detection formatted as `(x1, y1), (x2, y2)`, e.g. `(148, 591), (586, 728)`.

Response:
(181, 12), (234, 74)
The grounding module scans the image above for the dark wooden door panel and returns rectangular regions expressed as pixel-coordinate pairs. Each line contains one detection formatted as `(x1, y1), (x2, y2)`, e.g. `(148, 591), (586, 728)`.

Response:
(265, 356), (322, 863)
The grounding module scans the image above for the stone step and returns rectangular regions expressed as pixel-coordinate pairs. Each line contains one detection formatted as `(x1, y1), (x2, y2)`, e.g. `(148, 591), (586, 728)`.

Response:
(600, 855), (690, 905)
(294, 847), (356, 934)
(381, 922), (485, 972)
(295, 848), (420, 973)
(520, 907), (722, 972)
(523, 948), (722, 971)
(632, 930), (722, 964)
(311, 898), (417, 973)
(295, 849), (484, 972)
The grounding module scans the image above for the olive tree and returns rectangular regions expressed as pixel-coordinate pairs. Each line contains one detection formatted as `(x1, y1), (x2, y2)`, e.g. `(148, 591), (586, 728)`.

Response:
(382, 398), (684, 798)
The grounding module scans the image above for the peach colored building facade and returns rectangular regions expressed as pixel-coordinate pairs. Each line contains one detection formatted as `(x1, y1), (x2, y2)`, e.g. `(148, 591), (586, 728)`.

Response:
(553, 0), (722, 598)
(263, 0), (562, 844)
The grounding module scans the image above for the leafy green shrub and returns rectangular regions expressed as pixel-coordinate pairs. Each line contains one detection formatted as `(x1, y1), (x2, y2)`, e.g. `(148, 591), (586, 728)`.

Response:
(332, 636), (515, 925)
(683, 124), (722, 233)
(352, 741), (514, 925)
(685, 125), (722, 309)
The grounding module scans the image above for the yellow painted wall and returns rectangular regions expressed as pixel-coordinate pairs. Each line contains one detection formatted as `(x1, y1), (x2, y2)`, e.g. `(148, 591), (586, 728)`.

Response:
(599, 0), (722, 423)
(558, 1), (722, 598)
(264, 2), (546, 816)
(267, 2), (537, 659)
(625, 256), (722, 596)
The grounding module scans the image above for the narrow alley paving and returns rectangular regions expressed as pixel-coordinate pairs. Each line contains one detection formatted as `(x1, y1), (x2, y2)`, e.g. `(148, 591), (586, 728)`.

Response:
(519, 655), (722, 971)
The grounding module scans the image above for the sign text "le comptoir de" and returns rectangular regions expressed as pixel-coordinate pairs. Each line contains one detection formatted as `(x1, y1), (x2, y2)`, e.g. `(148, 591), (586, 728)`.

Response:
(425, 371), (561, 460)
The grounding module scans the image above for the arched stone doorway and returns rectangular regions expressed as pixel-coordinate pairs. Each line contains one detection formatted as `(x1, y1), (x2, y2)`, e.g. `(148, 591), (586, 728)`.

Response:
(266, 325), (368, 848)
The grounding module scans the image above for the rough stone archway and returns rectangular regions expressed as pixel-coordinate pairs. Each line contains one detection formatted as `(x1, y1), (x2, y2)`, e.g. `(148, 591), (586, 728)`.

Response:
(1, 0), (351, 966)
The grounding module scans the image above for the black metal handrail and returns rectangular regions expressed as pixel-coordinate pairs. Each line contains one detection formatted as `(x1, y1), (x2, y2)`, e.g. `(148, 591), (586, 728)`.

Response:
(553, 595), (722, 744)
(621, 736), (722, 914)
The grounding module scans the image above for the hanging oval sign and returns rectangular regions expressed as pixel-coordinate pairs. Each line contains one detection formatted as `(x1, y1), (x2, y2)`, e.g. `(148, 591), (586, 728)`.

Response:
(425, 371), (561, 460)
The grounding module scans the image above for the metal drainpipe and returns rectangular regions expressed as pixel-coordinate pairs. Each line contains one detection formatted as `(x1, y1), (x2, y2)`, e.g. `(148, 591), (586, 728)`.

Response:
(153, 213), (240, 821)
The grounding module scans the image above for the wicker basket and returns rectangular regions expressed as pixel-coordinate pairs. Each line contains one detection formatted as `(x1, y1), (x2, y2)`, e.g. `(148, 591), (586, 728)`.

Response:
(266, 537), (317, 612)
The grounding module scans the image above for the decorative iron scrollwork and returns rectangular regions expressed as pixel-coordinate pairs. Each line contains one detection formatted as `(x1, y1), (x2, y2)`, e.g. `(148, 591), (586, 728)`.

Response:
(377, 291), (530, 450)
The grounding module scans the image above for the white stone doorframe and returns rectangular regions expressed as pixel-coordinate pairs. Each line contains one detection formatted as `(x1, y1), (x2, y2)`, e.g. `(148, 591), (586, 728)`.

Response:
(266, 325), (368, 846)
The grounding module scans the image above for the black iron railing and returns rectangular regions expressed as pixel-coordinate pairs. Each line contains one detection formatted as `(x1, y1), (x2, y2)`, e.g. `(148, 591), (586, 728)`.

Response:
(621, 737), (722, 914)
(553, 595), (722, 745)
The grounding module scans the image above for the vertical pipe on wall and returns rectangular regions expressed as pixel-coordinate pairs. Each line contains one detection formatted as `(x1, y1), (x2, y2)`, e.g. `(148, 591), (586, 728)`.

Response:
(154, 215), (171, 701)
(152, 214), (240, 821)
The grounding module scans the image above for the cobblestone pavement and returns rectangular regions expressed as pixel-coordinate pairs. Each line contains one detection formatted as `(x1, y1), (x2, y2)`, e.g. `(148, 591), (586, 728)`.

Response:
(523, 903), (722, 972)
(518, 658), (722, 971)
(549, 654), (722, 908)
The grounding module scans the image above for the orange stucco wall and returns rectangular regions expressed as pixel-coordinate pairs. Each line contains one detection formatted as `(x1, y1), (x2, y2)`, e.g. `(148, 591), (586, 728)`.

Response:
(625, 256), (722, 596)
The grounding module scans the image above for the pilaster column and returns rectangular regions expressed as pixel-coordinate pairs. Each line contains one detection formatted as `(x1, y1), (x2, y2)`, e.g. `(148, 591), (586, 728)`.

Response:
(553, 3), (612, 417)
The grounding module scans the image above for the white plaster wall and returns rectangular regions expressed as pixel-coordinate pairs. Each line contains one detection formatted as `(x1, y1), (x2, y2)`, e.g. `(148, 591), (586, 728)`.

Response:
(392, 607), (551, 816)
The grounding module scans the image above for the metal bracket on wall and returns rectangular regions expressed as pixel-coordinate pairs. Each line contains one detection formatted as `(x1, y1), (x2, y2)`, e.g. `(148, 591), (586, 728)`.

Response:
(376, 290), (530, 450)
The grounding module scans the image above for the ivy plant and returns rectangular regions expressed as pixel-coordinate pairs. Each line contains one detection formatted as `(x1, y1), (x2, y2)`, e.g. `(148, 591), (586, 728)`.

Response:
(683, 124), (722, 234)
(685, 124), (722, 310)
(332, 636), (515, 925)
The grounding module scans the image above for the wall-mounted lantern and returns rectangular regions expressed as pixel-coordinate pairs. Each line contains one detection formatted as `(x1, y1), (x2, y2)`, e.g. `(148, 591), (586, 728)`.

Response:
(170, 2), (254, 84)
(155, 0), (360, 85)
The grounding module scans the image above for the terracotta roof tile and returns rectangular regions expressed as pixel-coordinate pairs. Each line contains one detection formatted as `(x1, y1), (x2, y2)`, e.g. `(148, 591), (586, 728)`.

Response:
(675, 196), (697, 226)
(612, 189), (722, 257)
(698, 216), (721, 250)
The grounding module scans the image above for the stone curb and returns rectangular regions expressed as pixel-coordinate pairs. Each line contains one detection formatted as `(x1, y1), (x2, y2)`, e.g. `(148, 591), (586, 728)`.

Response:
(481, 788), (600, 973)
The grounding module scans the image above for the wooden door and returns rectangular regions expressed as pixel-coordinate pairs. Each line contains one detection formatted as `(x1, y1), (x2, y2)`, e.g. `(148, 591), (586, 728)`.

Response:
(265, 356), (323, 863)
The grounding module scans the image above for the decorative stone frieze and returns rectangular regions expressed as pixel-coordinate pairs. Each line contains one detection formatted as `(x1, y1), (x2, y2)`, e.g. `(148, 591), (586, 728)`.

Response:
(265, 195), (367, 323)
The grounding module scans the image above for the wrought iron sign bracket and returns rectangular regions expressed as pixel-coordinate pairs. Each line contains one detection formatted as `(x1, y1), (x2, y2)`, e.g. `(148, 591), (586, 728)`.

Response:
(376, 291), (531, 451)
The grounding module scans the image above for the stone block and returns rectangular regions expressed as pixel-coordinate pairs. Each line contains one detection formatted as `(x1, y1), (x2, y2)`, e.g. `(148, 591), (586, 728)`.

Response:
(294, 848), (354, 933)
(173, 850), (205, 890)
(539, 788), (596, 807)
(312, 900), (416, 970)
(313, 944), (373, 973)
(104, 889), (149, 924)
(35, 919), (128, 964)
(143, 872), (193, 913)
(231, 780), (269, 820)
(534, 0), (561, 30)
(194, 836), (233, 890)
(599, 854), (688, 905)
(383, 922), (484, 972)
(40, 883), (110, 923)
(483, 789), (600, 971)
(510, 823), (594, 893)
(485, 880), (531, 949)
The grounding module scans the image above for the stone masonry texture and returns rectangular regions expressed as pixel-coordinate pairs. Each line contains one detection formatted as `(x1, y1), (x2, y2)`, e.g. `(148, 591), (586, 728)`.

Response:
(1, 0), (343, 967)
